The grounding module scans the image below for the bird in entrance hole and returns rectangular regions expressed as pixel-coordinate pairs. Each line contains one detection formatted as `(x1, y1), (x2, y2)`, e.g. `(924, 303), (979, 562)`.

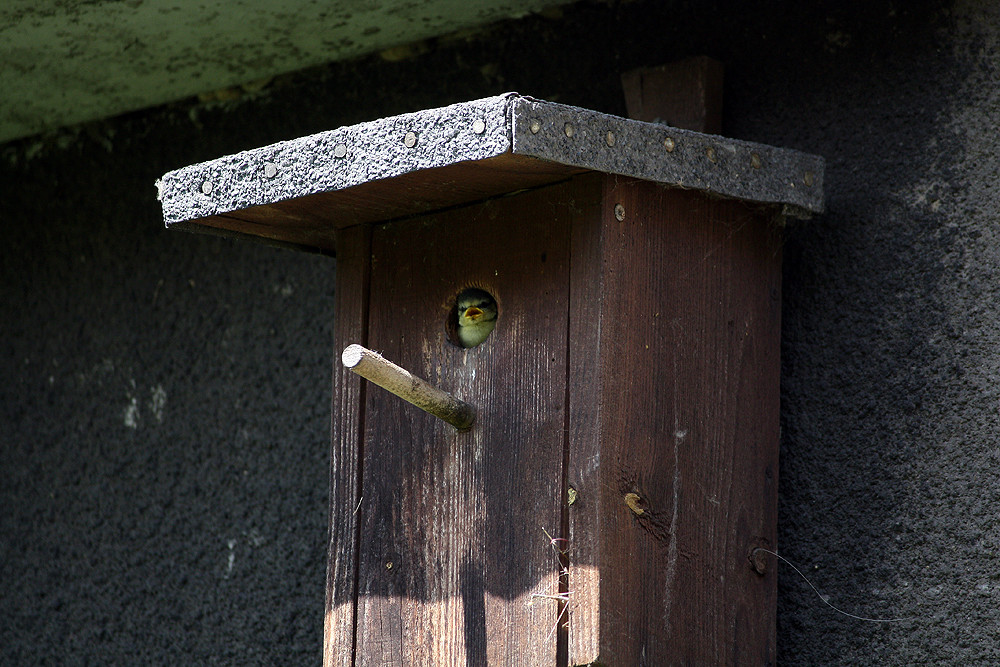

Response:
(456, 288), (497, 348)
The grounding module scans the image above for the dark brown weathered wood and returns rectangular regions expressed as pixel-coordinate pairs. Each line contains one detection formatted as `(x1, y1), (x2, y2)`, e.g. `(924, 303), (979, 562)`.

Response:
(159, 93), (814, 667)
(326, 173), (782, 665)
(561, 174), (605, 662)
(324, 224), (372, 667)
(565, 177), (782, 665)
(342, 344), (477, 430)
(621, 56), (725, 133)
(349, 179), (593, 665)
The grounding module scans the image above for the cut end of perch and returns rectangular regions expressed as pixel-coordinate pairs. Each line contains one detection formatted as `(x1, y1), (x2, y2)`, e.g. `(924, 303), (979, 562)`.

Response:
(341, 343), (368, 368)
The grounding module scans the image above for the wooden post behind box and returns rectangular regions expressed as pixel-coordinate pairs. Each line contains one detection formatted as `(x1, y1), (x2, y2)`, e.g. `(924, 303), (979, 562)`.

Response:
(159, 92), (824, 665)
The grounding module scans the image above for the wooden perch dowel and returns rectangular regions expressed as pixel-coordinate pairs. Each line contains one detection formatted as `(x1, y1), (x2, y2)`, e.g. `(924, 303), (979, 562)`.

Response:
(341, 344), (476, 430)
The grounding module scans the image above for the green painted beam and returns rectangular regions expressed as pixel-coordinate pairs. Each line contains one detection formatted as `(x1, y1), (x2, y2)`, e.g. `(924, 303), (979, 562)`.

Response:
(0, 0), (573, 145)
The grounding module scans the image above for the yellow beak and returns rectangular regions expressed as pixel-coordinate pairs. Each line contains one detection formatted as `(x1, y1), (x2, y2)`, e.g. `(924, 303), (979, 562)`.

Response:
(464, 307), (483, 320)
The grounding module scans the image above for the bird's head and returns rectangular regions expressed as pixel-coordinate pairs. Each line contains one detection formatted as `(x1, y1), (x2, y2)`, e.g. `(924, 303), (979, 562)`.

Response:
(455, 288), (497, 347)
(457, 289), (497, 326)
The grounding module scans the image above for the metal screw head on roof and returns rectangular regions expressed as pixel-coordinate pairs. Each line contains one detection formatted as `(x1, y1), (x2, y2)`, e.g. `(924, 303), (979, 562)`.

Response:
(605, 130), (616, 147)
(472, 119), (486, 134)
(751, 153), (762, 169)
(564, 123), (575, 138)
(663, 136), (676, 152)
(200, 180), (213, 194)
(334, 143), (348, 158)
(530, 119), (541, 134)
(404, 131), (417, 148)
(264, 163), (277, 178)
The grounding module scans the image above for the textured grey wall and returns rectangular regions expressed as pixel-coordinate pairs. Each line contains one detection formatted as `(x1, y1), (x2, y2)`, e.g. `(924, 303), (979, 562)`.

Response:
(2, 0), (997, 663)
(770, 1), (1000, 662)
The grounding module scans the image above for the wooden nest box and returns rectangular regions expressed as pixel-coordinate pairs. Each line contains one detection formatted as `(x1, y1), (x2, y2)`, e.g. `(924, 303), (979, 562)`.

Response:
(159, 91), (824, 665)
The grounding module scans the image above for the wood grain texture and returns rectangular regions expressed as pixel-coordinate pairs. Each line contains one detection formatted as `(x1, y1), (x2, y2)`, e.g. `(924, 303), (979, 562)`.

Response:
(562, 175), (605, 663)
(325, 225), (372, 667)
(342, 344), (476, 430)
(350, 180), (593, 665)
(326, 173), (783, 665)
(621, 56), (725, 134)
(566, 176), (782, 665)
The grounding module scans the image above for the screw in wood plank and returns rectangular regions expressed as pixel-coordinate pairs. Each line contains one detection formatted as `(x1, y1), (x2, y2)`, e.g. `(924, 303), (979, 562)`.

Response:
(472, 119), (486, 134)
(263, 163), (277, 178)
(403, 131), (418, 148)
(385, 561), (393, 570)
(624, 492), (645, 515)
(663, 136), (676, 152)
(614, 203), (626, 222)
(751, 152), (762, 169)
(749, 548), (768, 575)
(567, 486), (578, 505)
(605, 130), (616, 147)
(200, 180), (213, 194)
(563, 122), (575, 138)
(333, 143), (348, 158)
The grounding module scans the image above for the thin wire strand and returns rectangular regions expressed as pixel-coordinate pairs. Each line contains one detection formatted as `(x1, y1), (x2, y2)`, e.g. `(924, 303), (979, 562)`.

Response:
(754, 548), (908, 623)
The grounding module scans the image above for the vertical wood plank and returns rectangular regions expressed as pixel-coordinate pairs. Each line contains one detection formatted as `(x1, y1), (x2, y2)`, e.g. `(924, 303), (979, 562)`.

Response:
(353, 180), (588, 665)
(562, 174), (605, 663)
(325, 225), (373, 667)
(621, 56), (725, 133)
(568, 177), (782, 665)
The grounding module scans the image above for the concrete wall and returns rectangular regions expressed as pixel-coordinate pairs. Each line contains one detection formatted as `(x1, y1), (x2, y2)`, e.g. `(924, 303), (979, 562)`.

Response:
(3, 0), (997, 663)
